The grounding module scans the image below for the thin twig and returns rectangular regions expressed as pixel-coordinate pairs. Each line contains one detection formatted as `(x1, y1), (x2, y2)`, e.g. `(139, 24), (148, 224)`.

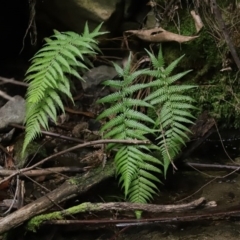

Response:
(0, 167), (86, 177)
(9, 123), (85, 143)
(3, 175), (19, 215)
(0, 76), (28, 87)
(0, 139), (150, 186)
(0, 90), (15, 101)
(176, 167), (239, 203)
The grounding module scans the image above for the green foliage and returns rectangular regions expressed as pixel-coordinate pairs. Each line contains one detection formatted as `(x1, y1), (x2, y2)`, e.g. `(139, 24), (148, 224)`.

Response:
(145, 47), (197, 176)
(97, 55), (163, 201)
(22, 23), (106, 155)
(193, 72), (240, 129)
(98, 47), (196, 204)
(23, 20), (196, 208)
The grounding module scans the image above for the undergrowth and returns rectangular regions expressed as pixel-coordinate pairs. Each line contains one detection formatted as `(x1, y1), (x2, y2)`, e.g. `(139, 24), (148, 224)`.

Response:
(22, 22), (196, 209)
(97, 47), (196, 205)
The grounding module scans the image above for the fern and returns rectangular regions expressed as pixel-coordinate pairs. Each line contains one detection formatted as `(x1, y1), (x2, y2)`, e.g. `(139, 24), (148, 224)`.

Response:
(97, 55), (162, 201)
(98, 48), (196, 206)
(23, 21), (196, 212)
(22, 23), (106, 155)
(145, 47), (197, 176)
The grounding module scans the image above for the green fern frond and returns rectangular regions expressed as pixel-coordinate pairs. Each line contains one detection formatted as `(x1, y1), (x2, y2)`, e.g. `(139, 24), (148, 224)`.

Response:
(22, 23), (106, 155)
(98, 45), (197, 209)
(164, 55), (185, 76)
(145, 48), (163, 70)
(116, 146), (145, 195)
(145, 47), (196, 176)
(97, 55), (162, 202)
(128, 168), (161, 203)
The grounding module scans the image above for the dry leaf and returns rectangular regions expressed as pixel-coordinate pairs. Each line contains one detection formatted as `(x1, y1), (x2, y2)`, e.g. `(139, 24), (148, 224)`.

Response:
(125, 27), (198, 43)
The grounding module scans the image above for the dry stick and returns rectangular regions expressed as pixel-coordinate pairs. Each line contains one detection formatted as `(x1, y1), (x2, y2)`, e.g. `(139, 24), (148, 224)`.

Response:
(213, 120), (236, 164)
(28, 197), (212, 229)
(0, 76), (28, 87)
(46, 208), (240, 226)
(9, 123), (85, 144)
(0, 139), (150, 186)
(35, 197), (209, 216)
(0, 90), (15, 101)
(3, 175), (19, 215)
(0, 167), (86, 177)
(186, 162), (240, 172)
(0, 161), (115, 234)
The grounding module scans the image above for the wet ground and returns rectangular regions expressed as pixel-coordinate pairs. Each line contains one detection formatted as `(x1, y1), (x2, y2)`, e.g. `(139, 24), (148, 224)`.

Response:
(23, 165), (240, 240)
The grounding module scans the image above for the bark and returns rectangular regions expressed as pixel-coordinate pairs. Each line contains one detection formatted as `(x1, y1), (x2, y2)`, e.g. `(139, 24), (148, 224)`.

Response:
(0, 161), (115, 234)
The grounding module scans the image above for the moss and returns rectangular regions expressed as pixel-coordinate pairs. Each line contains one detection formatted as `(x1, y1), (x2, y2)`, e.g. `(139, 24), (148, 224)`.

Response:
(152, 4), (240, 128)
(26, 202), (104, 232)
(191, 71), (240, 128)
(27, 212), (63, 232)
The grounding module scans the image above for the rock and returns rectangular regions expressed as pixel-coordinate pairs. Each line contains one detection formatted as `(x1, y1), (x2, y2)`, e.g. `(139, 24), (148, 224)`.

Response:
(81, 65), (118, 90)
(37, 0), (128, 34)
(0, 96), (25, 131)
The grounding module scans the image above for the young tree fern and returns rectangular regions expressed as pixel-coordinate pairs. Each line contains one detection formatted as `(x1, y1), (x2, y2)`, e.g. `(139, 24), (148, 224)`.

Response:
(97, 55), (163, 203)
(145, 47), (197, 176)
(22, 23), (106, 155)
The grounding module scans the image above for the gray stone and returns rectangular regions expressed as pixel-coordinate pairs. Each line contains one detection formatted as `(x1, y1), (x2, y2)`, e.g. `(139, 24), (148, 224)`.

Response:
(38, 0), (126, 34)
(82, 65), (118, 90)
(0, 96), (25, 131)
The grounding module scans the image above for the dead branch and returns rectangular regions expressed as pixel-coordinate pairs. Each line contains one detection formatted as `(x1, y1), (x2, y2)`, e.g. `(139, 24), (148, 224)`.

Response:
(27, 197), (214, 230)
(0, 138), (150, 186)
(0, 161), (115, 234)
(186, 162), (240, 172)
(10, 123), (85, 143)
(0, 90), (14, 101)
(45, 208), (240, 227)
(0, 167), (86, 177)
(0, 76), (28, 87)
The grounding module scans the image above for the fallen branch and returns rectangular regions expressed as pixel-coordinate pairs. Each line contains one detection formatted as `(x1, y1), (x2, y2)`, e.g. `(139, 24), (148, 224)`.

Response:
(27, 197), (212, 231)
(186, 162), (240, 172)
(44, 208), (240, 227)
(0, 76), (28, 87)
(0, 138), (149, 186)
(0, 167), (86, 177)
(0, 161), (115, 234)
(0, 90), (15, 101)
(10, 123), (85, 144)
